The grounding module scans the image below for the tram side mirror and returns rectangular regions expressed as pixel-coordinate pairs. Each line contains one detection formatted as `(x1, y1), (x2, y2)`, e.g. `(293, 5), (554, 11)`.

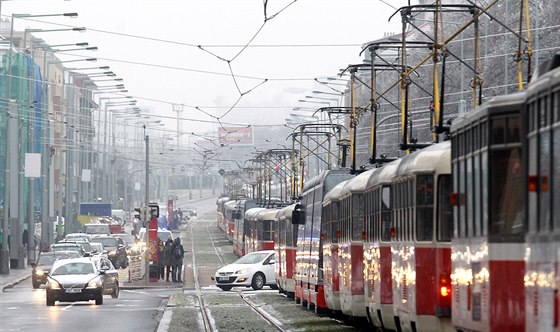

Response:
(292, 209), (305, 225)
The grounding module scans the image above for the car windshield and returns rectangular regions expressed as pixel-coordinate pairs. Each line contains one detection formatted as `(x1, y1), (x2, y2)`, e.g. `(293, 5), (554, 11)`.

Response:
(91, 238), (117, 248)
(37, 254), (67, 265)
(234, 252), (271, 264)
(51, 262), (95, 275)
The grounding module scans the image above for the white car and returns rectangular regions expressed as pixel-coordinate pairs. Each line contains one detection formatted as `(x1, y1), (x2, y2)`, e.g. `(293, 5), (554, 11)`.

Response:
(212, 250), (277, 291)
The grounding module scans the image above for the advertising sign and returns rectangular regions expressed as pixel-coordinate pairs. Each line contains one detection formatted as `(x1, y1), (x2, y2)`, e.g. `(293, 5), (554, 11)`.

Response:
(218, 127), (254, 145)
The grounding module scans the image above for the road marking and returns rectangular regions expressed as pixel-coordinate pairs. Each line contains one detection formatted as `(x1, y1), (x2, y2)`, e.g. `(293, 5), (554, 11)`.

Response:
(62, 303), (75, 311)
(121, 289), (150, 295)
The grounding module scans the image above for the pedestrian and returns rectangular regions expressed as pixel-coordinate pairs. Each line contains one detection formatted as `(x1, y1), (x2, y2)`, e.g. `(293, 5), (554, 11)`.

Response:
(157, 240), (166, 280)
(165, 238), (174, 282)
(172, 237), (184, 283)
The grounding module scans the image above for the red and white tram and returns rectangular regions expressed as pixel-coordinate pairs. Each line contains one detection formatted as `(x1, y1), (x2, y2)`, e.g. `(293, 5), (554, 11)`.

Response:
(231, 199), (258, 257)
(391, 141), (453, 332)
(524, 58), (560, 332)
(243, 207), (266, 255)
(295, 169), (353, 312)
(363, 159), (402, 331)
(321, 181), (349, 315)
(224, 200), (238, 243)
(336, 171), (372, 321)
(254, 209), (278, 252)
(216, 196), (230, 233)
(450, 93), (526, 331)
(274, 204), (297, 298)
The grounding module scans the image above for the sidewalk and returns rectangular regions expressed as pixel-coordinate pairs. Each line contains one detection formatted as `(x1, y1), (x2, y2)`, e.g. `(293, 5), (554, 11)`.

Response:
(0, 266), (31, 292)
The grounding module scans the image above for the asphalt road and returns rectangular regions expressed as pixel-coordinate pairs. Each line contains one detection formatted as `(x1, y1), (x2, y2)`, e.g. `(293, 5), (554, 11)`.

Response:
(0, 276), (177, 331)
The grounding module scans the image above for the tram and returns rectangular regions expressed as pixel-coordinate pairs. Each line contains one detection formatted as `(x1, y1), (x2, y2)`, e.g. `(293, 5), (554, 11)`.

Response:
(216, 196), (230, 232)
(274, 204), (297, 298)
(321, 181), (349, 315)
(363, 159), (402, 331)
(254, 209), (278, 252)
(295, 169), (354, 312)
(241, 208), (266, 256)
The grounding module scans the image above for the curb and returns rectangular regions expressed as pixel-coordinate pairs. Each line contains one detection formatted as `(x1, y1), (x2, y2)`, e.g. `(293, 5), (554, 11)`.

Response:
(1, 274), (31, 292)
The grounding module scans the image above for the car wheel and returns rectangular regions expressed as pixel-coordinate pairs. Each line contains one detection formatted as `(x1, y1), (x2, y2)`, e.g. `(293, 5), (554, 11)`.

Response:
(111, 283), (119, 298)
(46, 294), (55, 306)
(218, 286), (232, 291)
(95, 294), (104, 305)
(251, 272), (265, 290)
(32, 280), (40, 289)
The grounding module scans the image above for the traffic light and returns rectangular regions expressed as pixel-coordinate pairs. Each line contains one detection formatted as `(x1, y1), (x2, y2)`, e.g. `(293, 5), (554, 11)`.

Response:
(148, 203), (159, 219)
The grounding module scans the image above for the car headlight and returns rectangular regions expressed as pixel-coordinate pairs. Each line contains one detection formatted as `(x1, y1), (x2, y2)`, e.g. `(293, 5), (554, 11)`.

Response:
(35, 269), (44, 276)
(235, 268), (250, 275)
(47, 279), (61, 289)
(87, 277), (102, 289)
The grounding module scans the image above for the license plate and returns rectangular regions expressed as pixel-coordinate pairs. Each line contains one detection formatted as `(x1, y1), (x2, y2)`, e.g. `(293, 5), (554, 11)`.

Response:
(66, 288), (82, 293)
(218, 277), (229, 282)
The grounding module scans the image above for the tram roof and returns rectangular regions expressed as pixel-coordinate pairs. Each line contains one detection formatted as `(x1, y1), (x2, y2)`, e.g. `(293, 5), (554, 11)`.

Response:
(366, 158), (403, 188)
(450, 92), (525, 134)
(302, 169), (351, 193)
(395, 141), (451, 177)
(257, 208), (280, 221)
(245, 207), (267, 220)
(323, 179), (349, 204)
(276, 204), (296, 220)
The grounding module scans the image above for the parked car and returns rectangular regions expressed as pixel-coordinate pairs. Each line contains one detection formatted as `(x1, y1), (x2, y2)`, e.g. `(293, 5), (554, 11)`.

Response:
(49, 242), (85, 257)
(45, 257), (119, 306)
(90, 235), (128, 268)
(212, 250), (277, 291)
(31, 252), (73, 289)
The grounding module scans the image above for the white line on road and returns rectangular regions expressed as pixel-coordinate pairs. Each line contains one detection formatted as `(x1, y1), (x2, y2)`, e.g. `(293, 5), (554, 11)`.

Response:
(61, 303), (75, 311)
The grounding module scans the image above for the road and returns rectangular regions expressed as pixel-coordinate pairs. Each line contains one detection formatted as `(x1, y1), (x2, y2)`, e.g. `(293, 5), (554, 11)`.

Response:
(0, 281), (177, 331)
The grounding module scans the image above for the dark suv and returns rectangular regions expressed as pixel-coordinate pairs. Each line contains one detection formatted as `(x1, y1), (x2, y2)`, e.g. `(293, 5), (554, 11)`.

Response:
(90, 235), (128, 268)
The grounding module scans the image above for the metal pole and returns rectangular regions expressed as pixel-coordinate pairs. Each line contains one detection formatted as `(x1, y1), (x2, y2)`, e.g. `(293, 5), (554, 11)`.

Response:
(145, 132), (149, 205)
(40, 50), (50, 252)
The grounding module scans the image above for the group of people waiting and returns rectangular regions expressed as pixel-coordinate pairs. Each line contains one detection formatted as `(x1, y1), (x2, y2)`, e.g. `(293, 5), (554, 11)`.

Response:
(157, 237), (184, 282)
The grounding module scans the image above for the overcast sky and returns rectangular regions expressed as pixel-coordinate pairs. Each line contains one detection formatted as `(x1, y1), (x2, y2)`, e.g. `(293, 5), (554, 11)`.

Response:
(1, 0), (406, 139)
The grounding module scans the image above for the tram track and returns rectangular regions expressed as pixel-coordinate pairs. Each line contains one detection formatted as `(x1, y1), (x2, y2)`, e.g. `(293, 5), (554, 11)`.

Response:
(188, 215), (288, 332)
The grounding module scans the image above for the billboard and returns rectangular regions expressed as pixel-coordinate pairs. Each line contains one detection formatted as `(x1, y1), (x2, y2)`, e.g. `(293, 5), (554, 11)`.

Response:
(218, 127), (254, 145)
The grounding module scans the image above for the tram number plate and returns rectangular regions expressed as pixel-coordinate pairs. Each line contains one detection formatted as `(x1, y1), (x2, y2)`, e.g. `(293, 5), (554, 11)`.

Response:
(218, 277), (229, 281)
(66, 288), (82, 293)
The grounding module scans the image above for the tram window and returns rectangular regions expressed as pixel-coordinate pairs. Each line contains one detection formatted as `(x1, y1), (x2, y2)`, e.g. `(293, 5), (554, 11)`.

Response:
(491, 118), (506, 144)
(539, 130), (551, 232)
(474, 153), (482, 236)
(352, 195), (364, 241)
(466, 129), (471, 154)
(381, 186), (392, 242)
(539, 97), (548, 127)
(437, 175), (453, 242)
(263, 220), (273, 241)
(508, 116), (521, 143)
(554, 128), (560, 231)
(554, 92), (559, 123)
(467, 157), (474, 237)
(481, 121), (487, 147)
(489, 148), (524, 237)
(417, 175), (434, 241)
(482, 152), (489, 236)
